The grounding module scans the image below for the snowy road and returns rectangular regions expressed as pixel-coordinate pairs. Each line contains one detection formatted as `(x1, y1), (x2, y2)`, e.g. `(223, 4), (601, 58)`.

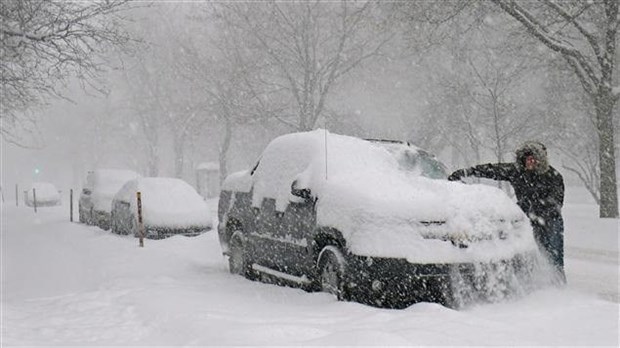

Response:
(1, 194), (618, 346)
(563, 194), (620, 305)
(568, 246), (618, 265)
(566, 246), (619, 303)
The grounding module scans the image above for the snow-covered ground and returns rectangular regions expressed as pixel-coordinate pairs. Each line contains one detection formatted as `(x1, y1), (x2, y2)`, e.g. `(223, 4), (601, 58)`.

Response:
(1, 187), (618, 346)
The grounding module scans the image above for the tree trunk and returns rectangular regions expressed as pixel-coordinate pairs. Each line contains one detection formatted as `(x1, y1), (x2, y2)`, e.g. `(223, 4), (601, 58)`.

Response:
(174, 135), (185, 179)
(595, 91), (619, 218)
(219, 117), (233, 184)
(488, 0), (619, 218)
(146, 144), (159, 177)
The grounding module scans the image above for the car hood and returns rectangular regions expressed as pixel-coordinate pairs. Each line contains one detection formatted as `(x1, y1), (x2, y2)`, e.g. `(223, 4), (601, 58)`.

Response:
(92, 192), (117, 212)
(315, 177), (537, 263)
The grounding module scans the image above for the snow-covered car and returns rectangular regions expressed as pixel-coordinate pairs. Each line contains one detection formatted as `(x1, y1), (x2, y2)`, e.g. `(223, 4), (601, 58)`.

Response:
(79, 169), (141, 230)
(24, 182), (61, 207)
(218, 130), (539, 308)
(110, 177), (212, 239)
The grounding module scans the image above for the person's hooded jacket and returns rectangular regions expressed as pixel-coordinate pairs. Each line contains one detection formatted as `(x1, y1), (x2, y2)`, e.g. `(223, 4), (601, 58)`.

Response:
(448, 141), (564, 226)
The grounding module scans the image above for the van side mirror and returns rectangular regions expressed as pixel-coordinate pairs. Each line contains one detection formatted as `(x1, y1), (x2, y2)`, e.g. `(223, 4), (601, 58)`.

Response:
(291, 180), (312, 200)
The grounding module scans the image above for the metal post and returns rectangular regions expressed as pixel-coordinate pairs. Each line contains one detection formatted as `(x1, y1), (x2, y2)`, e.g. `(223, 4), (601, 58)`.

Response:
(33, 188), (37, 213)
(15, 184), (18, 207)
(137, 191), (144, 247)
(70, 189), (73, 222)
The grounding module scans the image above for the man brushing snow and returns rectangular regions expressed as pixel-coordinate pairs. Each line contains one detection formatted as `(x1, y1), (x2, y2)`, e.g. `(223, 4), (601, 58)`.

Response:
(448, 141), (566, 283)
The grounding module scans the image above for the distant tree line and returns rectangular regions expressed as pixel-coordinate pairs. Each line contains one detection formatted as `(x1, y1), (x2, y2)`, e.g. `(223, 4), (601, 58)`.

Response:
(2, 1), (617, 218)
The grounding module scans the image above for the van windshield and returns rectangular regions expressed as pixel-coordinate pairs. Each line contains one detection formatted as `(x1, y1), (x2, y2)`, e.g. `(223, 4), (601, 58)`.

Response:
(397, 150), (448, 179)
(368, 141), (448, 179)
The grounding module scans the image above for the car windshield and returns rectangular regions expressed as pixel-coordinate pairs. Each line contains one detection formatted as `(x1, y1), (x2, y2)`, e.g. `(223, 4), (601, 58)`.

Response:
(368, 140), (448, 179)
(398, 149), (448, 179)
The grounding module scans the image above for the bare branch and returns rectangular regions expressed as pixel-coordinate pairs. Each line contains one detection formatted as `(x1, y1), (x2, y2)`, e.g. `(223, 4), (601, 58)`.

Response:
(490, 0), (599, 93)
(0, 0), (136, 145)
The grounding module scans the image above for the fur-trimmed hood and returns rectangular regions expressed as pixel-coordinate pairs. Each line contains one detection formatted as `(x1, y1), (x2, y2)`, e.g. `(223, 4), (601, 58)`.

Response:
(515, 141), (549, 173)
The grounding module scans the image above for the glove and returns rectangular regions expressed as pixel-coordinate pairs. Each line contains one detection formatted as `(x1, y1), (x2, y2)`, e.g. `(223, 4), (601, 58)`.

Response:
(448, 169), (466, 181)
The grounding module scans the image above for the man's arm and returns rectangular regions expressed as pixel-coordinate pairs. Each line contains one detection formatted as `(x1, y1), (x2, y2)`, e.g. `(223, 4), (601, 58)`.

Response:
(555, 173), (564, 207)
(448, 163), (516, 182)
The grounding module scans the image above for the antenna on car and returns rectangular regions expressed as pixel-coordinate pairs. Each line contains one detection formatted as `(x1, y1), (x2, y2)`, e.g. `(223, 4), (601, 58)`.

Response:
(324, 126), (328, 181)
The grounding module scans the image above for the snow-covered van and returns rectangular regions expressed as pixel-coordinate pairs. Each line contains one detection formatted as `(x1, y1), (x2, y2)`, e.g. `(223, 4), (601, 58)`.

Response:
(217, 130), (539, 308)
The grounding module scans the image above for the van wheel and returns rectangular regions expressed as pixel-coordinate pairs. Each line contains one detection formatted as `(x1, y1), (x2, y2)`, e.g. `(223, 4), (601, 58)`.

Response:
(317, 246), (349, 301)
(115, 215), (128, 236)
(130, 217), (139, 237)
(228, 232), (254, 278)
(110, 212), (118, 234)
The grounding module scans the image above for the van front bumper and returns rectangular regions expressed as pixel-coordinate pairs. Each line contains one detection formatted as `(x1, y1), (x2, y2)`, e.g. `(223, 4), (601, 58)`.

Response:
(344, 252), (535, 309)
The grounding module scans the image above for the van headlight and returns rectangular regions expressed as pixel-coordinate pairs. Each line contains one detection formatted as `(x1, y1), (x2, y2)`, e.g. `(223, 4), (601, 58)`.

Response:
(511, 218), (525, 228)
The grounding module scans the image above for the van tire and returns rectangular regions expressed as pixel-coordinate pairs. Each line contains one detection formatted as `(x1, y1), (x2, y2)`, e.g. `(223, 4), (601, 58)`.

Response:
(317, 246), (349, 301)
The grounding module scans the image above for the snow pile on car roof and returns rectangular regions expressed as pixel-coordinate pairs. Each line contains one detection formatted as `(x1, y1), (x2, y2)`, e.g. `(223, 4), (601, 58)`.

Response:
(26, 182), (60, 202)
(90, 169), (140, 211)
(115, 177), (211, 228)
(251, 129), (536, 263)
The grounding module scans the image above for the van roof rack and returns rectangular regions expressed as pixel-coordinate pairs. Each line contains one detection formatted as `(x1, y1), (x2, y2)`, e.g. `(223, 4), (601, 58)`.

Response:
(364, 138), (411, 146)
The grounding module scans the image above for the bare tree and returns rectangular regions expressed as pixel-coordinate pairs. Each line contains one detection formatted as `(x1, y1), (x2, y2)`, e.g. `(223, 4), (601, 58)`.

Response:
(169, 4), (290, 183)
(407, 4), (548, 167)
(121, 60), (162, 177)
(180, 37), (274, 182)
(464, 56), (541, 164)
(116, 4), (213, 179)
(490, 0), (619, 218)
(150, 7), (214, 180)
(542, 57), (614, 205)
(0, 0), (134, 145)
(114, 3), (270, 182)
(121, 56), (205, 179)
(215, 1), (393, 131)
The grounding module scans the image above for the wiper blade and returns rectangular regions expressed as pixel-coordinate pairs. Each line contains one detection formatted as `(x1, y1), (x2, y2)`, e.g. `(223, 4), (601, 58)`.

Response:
(419, 220), (446, 226)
